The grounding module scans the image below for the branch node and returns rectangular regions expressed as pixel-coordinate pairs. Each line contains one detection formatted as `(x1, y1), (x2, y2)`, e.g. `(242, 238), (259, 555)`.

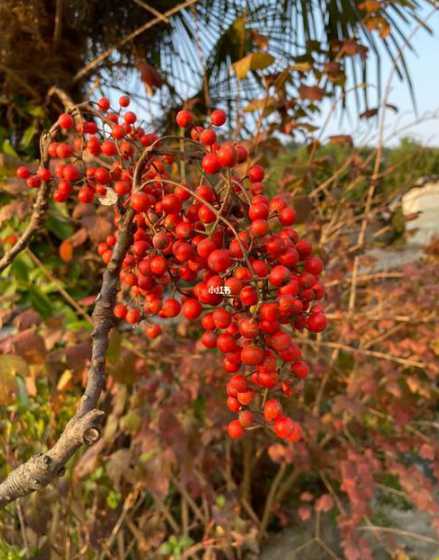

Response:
(83, 427), (101, 446)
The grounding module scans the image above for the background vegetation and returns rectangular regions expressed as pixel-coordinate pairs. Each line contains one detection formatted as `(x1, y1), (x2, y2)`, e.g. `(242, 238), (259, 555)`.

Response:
(0, 1), (439, 559)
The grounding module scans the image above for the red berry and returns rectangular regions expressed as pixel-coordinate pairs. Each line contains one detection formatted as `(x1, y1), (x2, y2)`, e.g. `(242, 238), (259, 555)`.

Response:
(291, 361), (309, 379)
(119, 95), (130, 107)
(126, 308), (140, 324)
(307, 313), (327, 332)
(131, 192), (151, 212)
(216, 144), (236, 167)
(58, 113), (74, 129)
(227, 419), (244, 439)
(264, 399), (282, 422)
(304, 256), (323, 275)
(98, 97), (110, 111)
(16, 166), (30, 179)
(160, 298), (181, 318)
(269, 265), (290, 287)
(248, 165), (265, 183)
(239, 286), (258, 306)
(211, 109), (227, 127)
(235, 144), (248, 163)
(26, 176), (41, 189)
(124, 111), (136, 124)
(279, 207), (296, 226)
(199, 128), (217, 145)
(239, 410), (253, 427)
(202, 153), (221, 174)
(176, 110), (193, 128)
(182, 299), (202, 320)
(241, 345), (264, 365)
(213, 308), (231, 329)
(274, 416), (295, 439)
(208, 249), (231, 273)
(114, 303), (127, 319)
(145, 324), (161, 339)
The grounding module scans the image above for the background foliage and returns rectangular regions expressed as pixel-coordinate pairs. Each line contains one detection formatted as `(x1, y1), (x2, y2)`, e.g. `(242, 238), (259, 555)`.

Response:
(1, 0), (439, 558)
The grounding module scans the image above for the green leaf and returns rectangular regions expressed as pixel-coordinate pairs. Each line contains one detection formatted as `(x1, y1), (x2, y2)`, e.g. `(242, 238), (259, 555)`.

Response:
(0, 355), (28, 405)
(10, 255), (31, 284)
(46, 214), (74, 240)
(2, 140), (18, 158)
(20, 124), (38, 149)
(106, 490), (121, 510)
(28, 287), (53, 318)
(27, 105), (45, 118)
(15, 376), (30, 408)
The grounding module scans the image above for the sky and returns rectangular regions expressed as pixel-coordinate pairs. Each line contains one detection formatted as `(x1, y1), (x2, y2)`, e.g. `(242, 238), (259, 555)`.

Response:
(319, 8), (439, 146)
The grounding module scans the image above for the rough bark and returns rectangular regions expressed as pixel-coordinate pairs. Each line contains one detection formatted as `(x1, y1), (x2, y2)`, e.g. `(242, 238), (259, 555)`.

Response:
(0, 208), (134, 507)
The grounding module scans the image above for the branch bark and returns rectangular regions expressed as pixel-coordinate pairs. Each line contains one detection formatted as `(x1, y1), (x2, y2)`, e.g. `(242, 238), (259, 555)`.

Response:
(0, 137), (156, 507)
(0, 208), (134, 507)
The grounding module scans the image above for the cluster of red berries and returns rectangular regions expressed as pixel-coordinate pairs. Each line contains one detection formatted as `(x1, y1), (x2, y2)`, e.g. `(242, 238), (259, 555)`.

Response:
(16, 97), (327, 442)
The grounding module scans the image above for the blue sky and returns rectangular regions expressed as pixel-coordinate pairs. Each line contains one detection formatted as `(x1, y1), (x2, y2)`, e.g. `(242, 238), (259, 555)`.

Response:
(320, 8), (439, 146)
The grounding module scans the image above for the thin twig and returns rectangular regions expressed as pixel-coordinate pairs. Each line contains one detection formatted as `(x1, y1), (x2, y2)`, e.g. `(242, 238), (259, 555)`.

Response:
(73, 0), (200, 84)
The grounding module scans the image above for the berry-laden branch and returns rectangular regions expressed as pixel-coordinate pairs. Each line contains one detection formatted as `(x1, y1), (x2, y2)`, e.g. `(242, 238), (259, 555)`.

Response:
(0, 127), (56, 273)
(2, 96), (329, 505)
(0, 87), (78, 273)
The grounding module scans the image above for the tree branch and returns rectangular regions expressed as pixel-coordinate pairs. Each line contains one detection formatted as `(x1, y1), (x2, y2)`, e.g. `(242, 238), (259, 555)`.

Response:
(0, 208), (134, 507)
(0, 87), (78, 274)
(0, 128), (56, 273)
(0, 139), (155, 507)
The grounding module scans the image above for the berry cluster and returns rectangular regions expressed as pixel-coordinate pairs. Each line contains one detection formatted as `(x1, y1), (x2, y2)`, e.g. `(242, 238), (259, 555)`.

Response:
(16, 97), (327, 442)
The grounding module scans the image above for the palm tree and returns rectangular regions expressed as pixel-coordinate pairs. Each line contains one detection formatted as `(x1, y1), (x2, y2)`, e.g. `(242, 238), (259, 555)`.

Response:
(0, 0), (432, 147)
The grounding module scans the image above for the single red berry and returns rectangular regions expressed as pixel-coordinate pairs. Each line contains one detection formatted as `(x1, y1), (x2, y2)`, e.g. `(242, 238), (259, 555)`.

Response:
(16, 166), (30, 179)
(114, 303), (127, 319)
(235, 144), (248, 163)
(98, 97), (110, 111)
(202, 153), (221, 174)
(227, 397), (241, 413)
(274, 416), (295, 439)
(37, 167), (52, 181)
(176, 110), (193, 128)
(211, 109), (227, 127)
(182, 298), (202, 320)
(269, 265), (291, 287)
(248, 165), (265, 183)
(264, 399), (282, 422)
(291, 361), (309, 379)
(124, 111), (136, 124)
(216, 144), (236, 167)
(119, 95), (130, 107)
(227, 419), (244, 439)
(131, 192), (151, 212)
(208, 249), (231, 273)
(145, 324), (161, 339)
(160, 298), (181, 318)
(304, 256), (323, 275)
(307, 313), (327, 332)
(239, 410), (253, 428)
(241, 345), (264, 365)
(237, 391), (254, 406)
(126, 308), (141, 324)
(279, 207), (296, 225)
(199, 128), (217, 145)
(58, 113), (74, 129)
(239, 286), (258, 306)
(26, 176), (41, 189)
